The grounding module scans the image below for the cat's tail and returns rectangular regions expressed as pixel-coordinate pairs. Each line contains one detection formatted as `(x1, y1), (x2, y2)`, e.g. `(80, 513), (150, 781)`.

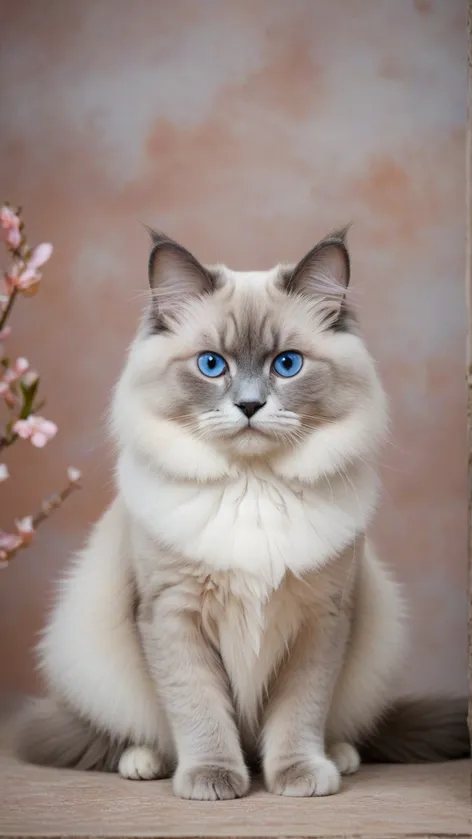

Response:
(13, 697), (124, 772)
(359, 696), (469, 763)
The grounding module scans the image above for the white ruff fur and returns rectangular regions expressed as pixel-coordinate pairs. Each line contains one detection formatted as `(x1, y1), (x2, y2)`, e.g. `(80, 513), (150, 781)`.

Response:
(35, 248), (409, 798)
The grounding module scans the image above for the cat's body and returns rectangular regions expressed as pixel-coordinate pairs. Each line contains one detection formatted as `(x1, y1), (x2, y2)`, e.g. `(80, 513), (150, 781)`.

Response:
(16, 231), (469, 798)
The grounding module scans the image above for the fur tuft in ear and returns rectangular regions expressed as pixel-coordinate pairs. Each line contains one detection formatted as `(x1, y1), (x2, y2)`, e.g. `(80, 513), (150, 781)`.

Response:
(282, 227), (352, 329)
(287, 228), (351, 295)
(146, 230), (215, 331)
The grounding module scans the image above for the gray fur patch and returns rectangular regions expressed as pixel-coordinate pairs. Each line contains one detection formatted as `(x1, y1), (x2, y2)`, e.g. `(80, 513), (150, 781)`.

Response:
(178, 368), (229, 412)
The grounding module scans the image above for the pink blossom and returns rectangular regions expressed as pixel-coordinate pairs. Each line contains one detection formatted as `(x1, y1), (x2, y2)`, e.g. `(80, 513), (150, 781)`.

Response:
(6, 227), (20, 249)
(30, 242), (53, 268)
(15, 515), (34, 544)
(2, 357), (29, 385)
(0, 205), (19, 230)
(67, 466), (82, 484)
(21, 370), (39, 388)
(14, 356), (29, 376)
(13, 415), (58, 448)
(0, 530), (22, 553)
(0, 380), (17, 408)
(5, 262), (28, 293)
(0, 206), (21, 249)
(4, 243), (53, 294)
(16, 243), (53, 293)
(0, 206), (18, 227)
(0, 464), (9, 482)
(11, 267), (39, 292)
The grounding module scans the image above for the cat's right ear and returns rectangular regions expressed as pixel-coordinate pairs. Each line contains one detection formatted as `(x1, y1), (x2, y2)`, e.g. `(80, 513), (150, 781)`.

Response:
(147, 230), (215, 330)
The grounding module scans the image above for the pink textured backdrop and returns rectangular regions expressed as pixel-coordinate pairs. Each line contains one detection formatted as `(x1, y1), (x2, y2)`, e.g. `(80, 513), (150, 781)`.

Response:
(0, 0), (467, 699)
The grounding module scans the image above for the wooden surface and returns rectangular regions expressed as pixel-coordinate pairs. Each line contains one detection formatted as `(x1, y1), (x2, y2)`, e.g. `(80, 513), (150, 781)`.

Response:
(0, 753), (470, 839)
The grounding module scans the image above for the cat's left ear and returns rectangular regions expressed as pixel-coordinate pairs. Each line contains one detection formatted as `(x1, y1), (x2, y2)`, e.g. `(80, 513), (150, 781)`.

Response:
(282, 227), (350, 317)
(146, 229), (216, 330)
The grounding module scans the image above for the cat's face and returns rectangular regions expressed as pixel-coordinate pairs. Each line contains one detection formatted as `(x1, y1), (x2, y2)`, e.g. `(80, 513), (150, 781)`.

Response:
(122, 230), (379, 461)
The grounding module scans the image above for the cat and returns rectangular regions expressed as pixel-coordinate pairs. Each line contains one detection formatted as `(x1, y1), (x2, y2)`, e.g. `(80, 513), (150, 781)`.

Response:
(15, 228), (469, 799)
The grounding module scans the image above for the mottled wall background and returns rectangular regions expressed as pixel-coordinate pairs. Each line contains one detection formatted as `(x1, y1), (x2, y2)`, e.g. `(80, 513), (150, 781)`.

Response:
(0, 0), (467, 700)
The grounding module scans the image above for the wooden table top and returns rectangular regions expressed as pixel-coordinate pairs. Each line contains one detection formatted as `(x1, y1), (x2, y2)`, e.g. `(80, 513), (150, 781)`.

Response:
(0, 753), (470, 839)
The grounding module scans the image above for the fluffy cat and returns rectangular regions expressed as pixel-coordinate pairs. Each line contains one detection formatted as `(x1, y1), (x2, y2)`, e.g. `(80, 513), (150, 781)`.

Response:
(15, 229), (469, 799)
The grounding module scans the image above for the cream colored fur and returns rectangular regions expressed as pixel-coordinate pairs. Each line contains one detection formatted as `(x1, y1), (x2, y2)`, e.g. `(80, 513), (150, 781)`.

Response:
(22, 233), (414, 799)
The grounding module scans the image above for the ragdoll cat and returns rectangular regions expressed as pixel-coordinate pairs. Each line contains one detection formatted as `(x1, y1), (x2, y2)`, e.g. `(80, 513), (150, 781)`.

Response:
(16, 229), (469, 799)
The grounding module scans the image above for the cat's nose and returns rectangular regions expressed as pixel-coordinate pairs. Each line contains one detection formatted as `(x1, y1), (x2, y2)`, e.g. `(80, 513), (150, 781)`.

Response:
(236, 401), (266, 419)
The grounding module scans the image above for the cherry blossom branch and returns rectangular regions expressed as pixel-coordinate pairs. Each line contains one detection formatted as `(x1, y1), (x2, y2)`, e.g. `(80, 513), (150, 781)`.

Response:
(0, 436), (14, 452)
(0, 287), (17, 332)
(0, 468), (82, 567)
(0, 203), (82, 569)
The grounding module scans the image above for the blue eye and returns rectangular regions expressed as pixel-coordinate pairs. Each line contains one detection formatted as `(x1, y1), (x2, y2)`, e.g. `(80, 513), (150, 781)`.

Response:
(272, 351), (303, 378)
(197, 352), (227, 378)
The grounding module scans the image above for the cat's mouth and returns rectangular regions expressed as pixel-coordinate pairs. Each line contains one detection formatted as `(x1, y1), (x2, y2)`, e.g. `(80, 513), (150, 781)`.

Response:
(225, 423), (278, 455)
(236, 423), (270, 437)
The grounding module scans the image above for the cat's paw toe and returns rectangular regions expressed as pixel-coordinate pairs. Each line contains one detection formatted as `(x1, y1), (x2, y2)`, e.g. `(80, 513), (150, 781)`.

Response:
(328, 742), (360, 775)
(118, 746), (166, 780)
(173, 764), (249, 800)
(267, 757), (341, 797)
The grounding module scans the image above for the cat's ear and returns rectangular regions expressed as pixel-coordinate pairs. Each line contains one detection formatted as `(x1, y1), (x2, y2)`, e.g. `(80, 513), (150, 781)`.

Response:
(283, 227), (350, 319)
(147, 229), (215, 329)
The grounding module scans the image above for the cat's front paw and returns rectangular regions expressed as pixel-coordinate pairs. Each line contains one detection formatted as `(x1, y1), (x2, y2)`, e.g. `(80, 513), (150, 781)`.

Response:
(173, 763), (250, 800)
(266, 756), (341, 797)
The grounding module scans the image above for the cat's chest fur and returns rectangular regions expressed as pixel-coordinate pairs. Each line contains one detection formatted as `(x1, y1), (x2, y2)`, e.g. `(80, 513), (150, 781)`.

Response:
(119, 451), (374, 584)
(197, 568), (304, 728)
(125, 452), (362, 733)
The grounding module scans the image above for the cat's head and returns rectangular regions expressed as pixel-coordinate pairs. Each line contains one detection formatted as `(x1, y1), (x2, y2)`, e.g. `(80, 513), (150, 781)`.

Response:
(113, 229), (387, 480)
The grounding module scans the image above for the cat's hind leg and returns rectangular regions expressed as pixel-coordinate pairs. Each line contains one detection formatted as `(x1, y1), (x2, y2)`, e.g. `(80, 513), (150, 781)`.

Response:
(118, 745), (169, 780)
(16, 500), (175, 773)
(327, 742), (360, 775)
